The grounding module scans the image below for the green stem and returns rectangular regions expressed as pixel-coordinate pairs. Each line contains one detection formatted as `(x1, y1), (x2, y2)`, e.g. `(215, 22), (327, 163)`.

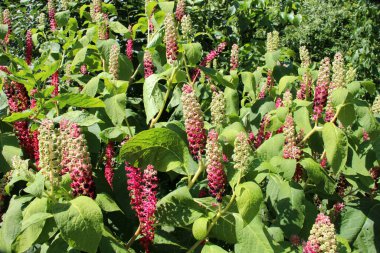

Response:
(188, 158), (204, 188)
(125, 225), (141, 250)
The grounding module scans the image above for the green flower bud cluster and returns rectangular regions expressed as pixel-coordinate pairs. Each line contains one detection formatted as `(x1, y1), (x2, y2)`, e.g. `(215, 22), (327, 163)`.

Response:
(109, 43), (120, 80)
(345, 66), (356, 84)
(233, 133), (251, 171)
(331, 52), (345, 89)
(372, 95), (380, 114)
(283, 89), (293, 108)
(181, 15), (193, 40)
(300, 46), (311, 68)
(210, 90), (225, 128)
(266, 31), (279, 53)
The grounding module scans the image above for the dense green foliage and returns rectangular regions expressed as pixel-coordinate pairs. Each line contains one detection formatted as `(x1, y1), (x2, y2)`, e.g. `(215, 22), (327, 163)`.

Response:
(0, 0), (379, 253)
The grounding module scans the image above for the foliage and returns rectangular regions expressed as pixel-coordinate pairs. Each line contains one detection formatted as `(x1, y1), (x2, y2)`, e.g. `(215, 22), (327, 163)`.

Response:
(0, 0), (379, 253)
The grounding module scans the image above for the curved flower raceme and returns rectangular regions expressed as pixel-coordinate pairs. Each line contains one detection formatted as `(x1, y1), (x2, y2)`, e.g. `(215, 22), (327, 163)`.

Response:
(51, 71), (59, 96)
(144, 51), (154, 78)
(181, 84), (206, 159)
(66, 122), (96, 198)
(233, 133), (251, 172)
(253, 114), (271, 148)
(303, 213), (337, 253)
(164, 14), (178, 64)
(109, 43), (120, 80)
(230, 44), (239, 70)
(297, 46), (312, 99)
(345, 67), (356, 84)
(48, 0), (57, 31)
(259, 70), (273, 99)
(206, 130), (226, 202)
(93, 0), (102, 13)
(38, 119), (61, 187)
(312, 57), (330, 121)
(2, 9), (12, 44)
(25, 30), (33, 65)
(126, 26), (133, 61)
(125, 163), (158, 253)
(104, 142), (115, 188)
(175, 0), (186, 21)
(300, 46), (311, 68)
(210, 89), (225, 128)
(283, 89), (293, 108)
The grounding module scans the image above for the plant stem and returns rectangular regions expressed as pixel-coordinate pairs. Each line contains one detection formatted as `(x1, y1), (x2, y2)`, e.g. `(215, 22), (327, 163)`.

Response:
(125, 225), (141, 250)
(188, 158), (204, 188)
(300, 125), (323, 144)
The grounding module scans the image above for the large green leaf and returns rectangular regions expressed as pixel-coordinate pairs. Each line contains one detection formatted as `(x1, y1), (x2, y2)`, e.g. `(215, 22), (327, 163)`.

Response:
(119, 128), (196, 174)
(12, 198), (49, 252)
(201, 243), (228, 253)
(236, 182), (263, 224)
(109, 21), (129, 34)
(57, 110), (103, 127)
(143, 74), (165, 124)
(55, 11), (70, 27)
(192, 217), (209, 240)
(278, 76), (298, 94)
(352, 204), (380, 251)
(71, 47), (88, 66)
(52, 196), (103, 253)
(256, 134), (285, 161)
(184, 43), (203, 65)
(0, 133), (22, 172)
(0, 24), (7, 40)
(52, 94), (105, 108)
(200, 67), (236, 89)
(300, 158), (335, 194)
(104, 94), (127, 126)
(156, 187), (204, 227)
(322, 122), (348, 173)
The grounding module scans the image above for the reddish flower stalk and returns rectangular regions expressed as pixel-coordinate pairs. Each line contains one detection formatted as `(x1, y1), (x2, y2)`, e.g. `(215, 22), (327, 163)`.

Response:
(175, 0), (186, 21)
(230, 44), (239, 70)
(48, 0), (57, 31)
(297, 73), (312, 100)
(2, 9), (12, 44)
(181, 84), (206, 159)
(32, 130), (40, 169)
(126, 26), (133, 61)
(25, 30), (33, 65)
(144, 51), (154, 78)
(51, 71), (59, 96)
(125, 163), (158, 252)
(30, 88), (37, 109)
(253, 114), (271, 148)
(164, 14), (178, 64)
(259, 70), (273, 99)
(104, 142), (115, 188)
(192, 42), (227, 82)
(312, 58), (330, 121)
(206, 130), (226, 202)
(14, 121), (34, 159)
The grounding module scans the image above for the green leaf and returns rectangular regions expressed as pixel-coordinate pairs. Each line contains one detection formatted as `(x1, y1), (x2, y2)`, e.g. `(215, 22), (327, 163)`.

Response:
(192, 217), (209, 240)
(104, 94), (126, 126)
(269, 156), (296, 180)
(96, 193), (123, 213)
(2, 110), (34, 123)
(225, 87), (239, 117)
(322, 123), (348, 173)
(158, 1), (175, 13)
(235, 216), (277, 253)
(119, 128), (195, 174)
(100, 228), (133, 253)
(71, 47), (87, 66)
(236, 182), (263, 224)
(200, 67), (236, 89)
(12, 198), (49, 253)
(55, 11), (70, 27)
(241, 72), (256, 98)
(52, 94), (105, 108)
(337, 103), (356, 127)
(220, 122), (246, 145)
(156, 187), (204, 227)
(256, 134), (285, 161)
(82, 76), (100, 97)
(184, 43), (203, 65)
(99, 127), (130, 142)
(278, 76), (298, 94)
(20, 213), (53, 232)
(331, 88), (349, 107)
(0, 24), (8, 40)
(109, 21), (129, 34)
(201, 243), (228, 253)
(24, 172), (45, 197)
(0, 196), (33, 252)
(300, 158), (335, 194)
(52, 196), (103, 253)
(293, 107), (312, 133)
(143, 74), (165, 124)
(57, 111), (103, 127)
(265, 51), (280, 69)
(0, 133), (23, 171)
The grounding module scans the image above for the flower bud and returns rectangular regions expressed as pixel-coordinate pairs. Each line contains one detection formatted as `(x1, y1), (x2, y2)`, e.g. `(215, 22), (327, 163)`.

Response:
(48, 0), (57, 31)
(175, 0), (186, 21)
(144, 51), (154, 78)
(109, 43), (120, 80)
(230, 44), (239, 70)
(25, 30), (33, 65)
(210, 90), (225, 128)
(372, 95), (380, 114)
(233, 132), (251, 171)
(181, 15), (193, 39)
(266, 31), (279, 53)
(312, 58), (330, 121)
(164, 14), (178, 63)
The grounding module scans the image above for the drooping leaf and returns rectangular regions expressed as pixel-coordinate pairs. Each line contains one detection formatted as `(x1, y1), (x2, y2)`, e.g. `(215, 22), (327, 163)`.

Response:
(322, 122), (348, 173)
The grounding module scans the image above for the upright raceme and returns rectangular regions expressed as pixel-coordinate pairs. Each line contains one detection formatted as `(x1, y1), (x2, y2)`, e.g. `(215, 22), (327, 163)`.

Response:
(297, 46), (312, 100)
(38, 13), (46, 28)
(175, 0), (186, 21)
(325, 53), (344, 122)
(283, 89), (293, 108)
(164, 14), (178, 64)
(97, 13), (109, 40)
(181, 15), (193, 40)
(109, 43), (120, 80)
(181, 84), (206, 159)
(312, 57), (330, 121)
(51, 71), (59, 96)
(104, 142), (115, 188)
(206, 130), (226, 202)
(230, 44), (239, 70)
(259, 70), (273, 99)
(233, 133), (251, 171)
(25, 30), (33, 65)
(125, 163), (158, 253)
(210, 88), (225, 128)
(303, 213), (337, 253)
(2, 9), (12, 44)
(126, 25), (133, 61)
(283, 115), (301, 160)
(144, 51), (154, 78)
(372, 95), (380, 114)
(266, 31), (279, 52)
(48, 0), (57, 31)
(345, 66), (356, 84)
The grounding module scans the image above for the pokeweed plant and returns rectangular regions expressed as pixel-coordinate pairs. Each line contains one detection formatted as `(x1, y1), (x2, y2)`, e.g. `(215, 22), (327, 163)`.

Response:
(0, 1), (379, 253)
